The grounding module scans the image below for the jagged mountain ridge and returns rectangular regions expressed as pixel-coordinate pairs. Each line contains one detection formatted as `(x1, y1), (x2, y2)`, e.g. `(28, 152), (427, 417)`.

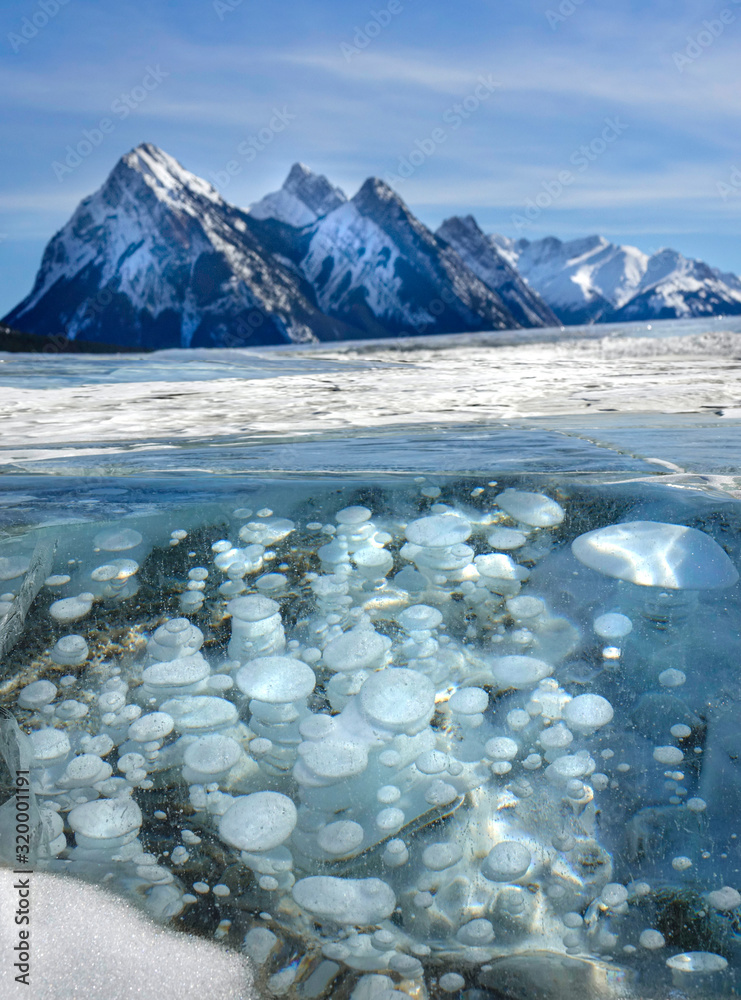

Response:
(5, 144), (741, 347)
(5, 145), (525, 348)
(488, 233), (741, 325)
(4, 145), (356, 349)
(436, 216), (559, 328)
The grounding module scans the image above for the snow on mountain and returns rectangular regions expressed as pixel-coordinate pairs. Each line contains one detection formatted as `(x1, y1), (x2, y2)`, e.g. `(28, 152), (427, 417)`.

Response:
(490, 233), (741, 324)
(248, 162), (347, 228)
(490, 234), (648, 324)
(608, 248), (741, 321)
(7, 143), (741, 348)
(436, 215), (558, 328)
(299, 178), (516, 336)
(4, 144), (353, 349)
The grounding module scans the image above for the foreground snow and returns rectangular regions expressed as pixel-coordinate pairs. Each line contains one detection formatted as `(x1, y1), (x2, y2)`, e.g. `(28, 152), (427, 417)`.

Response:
(0, 869), (253, 1000)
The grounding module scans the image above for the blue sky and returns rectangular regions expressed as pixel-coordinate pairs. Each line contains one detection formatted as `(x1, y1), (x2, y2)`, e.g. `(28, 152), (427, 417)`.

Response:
(1, 0), (740, 316)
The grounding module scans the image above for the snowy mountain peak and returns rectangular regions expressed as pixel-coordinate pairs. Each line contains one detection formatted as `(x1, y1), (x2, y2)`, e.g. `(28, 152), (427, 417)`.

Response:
(352, 176), (403, 213)
(6, 143), (741, 348)
(249, 162), (346, 228)
(491, 230), (741, 323)
(117, 142), (222, 207)
(436, 215), (559, 328)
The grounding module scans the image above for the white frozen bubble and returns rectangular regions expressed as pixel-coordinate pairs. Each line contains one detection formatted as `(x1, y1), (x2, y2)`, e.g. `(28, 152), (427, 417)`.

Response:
(672, 856), (692, 872)
(572, 521), (739, 590)
(148, 619), (204, 660)
(545, 753), (594, 785)
(487, 527), (527, 550)
(323, 629), (388, 673)
(475, 553), (527, 585)
(506, 709), (531, 731)
(375, 808), (404, 833)
(358, 668), (435, 735)
(118, 752), (146, 774)
(506, 596), (545, 620)
(228, 594), (280, 622)
(142, 654), (211, 693)
(58, 754), (112, 788)
(50, 634), (89, 666)
(255, 573), (287, 593)
(292, 876), (395, 925)
(671, 723), (692, 739)
(600, 883), (629, 907)
(563, 694), (614, 733)
(238, 517), (294, 545)
(236, 656), (316, 703)
(298, 740), (369, 780)
(93, 527), (143, 552)
(68, 797), (142, 843)
(491, 655), (552, 689)
(335, 506), (372, 525)
(495, 489), (564, 527)
(397, 604), (444, 631)
(639, 929), (665, 950)
(485, 737), (519, 761)
(439, 972), (466, 992)
(90, 559), (139, 583)
(18, 679), (57, 710)
(415, 750), (448, 775)
(49, 593), (94, 623)
(377, 784), (401, 804)
(659, 668), (686, 688)
(184, 735), (242, 777)
(405, 513), (471, 547)
(594, 613), (633, 639)
(653, 745), (684, 765)
(317, 821), (365, 857)
(55, 698), (88, 721)
(422, 843), (462, 871)
(44, 574), (71, 587)
(0, 555), (31, 581)
(424, 780), (459, 806)
(30, 727), (70, 762)
(538, 724), (573, 752)
(352, 548), (394, 578)
(482, 841), (531, 882)
(707, 887), (741, 911)
(449, 687), (488, 715)
(128, 712), (174, 743)
(160, 696), (238, 734)
(243, 926), (278, 965)
(456, 919), (495, 946)
(666, 952), (728, 974)
(218, 792), (297, 853)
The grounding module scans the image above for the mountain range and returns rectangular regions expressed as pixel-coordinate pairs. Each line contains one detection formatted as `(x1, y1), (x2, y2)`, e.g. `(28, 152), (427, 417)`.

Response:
(5, 142), (741, 348)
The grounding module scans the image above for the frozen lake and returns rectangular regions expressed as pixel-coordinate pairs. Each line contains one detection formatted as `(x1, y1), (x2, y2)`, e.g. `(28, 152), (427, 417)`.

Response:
(1, 316), (741, 1000)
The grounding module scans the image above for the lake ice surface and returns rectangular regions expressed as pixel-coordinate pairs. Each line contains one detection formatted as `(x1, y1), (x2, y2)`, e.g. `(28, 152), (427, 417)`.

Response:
(1, 316), (741, 1000)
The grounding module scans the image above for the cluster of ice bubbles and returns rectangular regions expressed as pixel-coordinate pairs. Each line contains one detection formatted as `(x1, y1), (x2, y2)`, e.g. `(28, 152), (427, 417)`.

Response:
(2, 482), (741, 999)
